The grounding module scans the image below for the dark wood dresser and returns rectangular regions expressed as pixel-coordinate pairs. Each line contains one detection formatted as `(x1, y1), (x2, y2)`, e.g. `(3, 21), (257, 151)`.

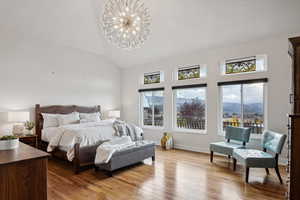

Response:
(0, 142), (50, 200)
(288, 37), (300, 200)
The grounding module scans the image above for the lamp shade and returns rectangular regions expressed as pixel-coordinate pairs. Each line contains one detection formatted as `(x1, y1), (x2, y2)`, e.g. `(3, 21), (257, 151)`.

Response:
(8, 112), (29, 122)
(108, 110), (120, 118)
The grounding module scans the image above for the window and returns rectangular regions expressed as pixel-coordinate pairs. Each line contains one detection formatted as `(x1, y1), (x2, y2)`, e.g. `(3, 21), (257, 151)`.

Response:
(219, 79), (267, 134)
(139, 88), (164, 127)
(176, 65), (207, 80)
(221, 55), (267, 75)
(144, 71), (163, 85)
(172, 84), (207, 132)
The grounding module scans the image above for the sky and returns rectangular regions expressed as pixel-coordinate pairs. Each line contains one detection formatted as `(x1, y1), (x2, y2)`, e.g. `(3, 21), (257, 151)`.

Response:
(175, 83), (264, 104)
(176, 88), (206, 100)
(223, 83), (264, 104)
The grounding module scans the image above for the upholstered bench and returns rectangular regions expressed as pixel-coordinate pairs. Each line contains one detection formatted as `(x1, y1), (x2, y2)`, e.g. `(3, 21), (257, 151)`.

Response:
(95, 140), (155, 176)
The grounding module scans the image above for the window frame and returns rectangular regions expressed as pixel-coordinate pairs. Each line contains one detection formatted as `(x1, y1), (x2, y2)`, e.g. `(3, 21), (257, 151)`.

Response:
(139, 88), (165, 129)
(172, 85), (208, 134)
(218, 81), (268, 137)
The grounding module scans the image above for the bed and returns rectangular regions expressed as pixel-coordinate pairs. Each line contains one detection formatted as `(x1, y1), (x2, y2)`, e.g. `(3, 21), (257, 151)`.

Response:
(35, 104), (107, 173)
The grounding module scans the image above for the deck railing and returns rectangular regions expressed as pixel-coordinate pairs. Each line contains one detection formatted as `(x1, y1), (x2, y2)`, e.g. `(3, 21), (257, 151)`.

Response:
(177, 118), (205, 129)
(223, 121), (264, 134)
(144, 118), (263, 134)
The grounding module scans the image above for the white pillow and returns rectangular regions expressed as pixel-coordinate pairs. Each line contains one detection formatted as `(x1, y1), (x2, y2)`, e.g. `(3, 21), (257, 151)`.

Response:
(42, 113), (59, 128)
(79, 112), (101, 123)
(57, 112), (80, 126)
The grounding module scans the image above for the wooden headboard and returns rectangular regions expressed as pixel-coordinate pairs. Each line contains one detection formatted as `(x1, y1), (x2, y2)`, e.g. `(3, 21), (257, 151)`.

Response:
(35, 104), (101, 141)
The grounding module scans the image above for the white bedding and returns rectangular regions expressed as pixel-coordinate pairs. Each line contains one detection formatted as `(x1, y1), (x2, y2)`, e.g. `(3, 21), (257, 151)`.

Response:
(44, 119), (117, 161)
(42, 127), (61, 142)
(94, 136), (135, 164)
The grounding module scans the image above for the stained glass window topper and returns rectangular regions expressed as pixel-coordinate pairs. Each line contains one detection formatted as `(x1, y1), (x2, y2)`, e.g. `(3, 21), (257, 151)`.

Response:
(178, 65), (200, 80)
(144, 72), (161, 84)
(225, 56), (256, 74)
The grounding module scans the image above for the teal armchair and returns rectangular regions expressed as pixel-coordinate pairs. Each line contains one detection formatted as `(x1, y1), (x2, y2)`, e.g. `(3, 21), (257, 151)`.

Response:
(232, 130), (286, 183)
(210, 126), (251, 163)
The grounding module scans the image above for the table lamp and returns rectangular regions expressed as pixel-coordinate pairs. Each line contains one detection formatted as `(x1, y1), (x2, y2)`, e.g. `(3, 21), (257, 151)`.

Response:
(108, 110), (120, 119)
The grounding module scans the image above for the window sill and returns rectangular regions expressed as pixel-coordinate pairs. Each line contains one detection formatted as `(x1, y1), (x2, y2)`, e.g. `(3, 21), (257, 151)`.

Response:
(173, 128), (207, 134)
(142, 126), (165, 130)
(221, 70), (267, 77)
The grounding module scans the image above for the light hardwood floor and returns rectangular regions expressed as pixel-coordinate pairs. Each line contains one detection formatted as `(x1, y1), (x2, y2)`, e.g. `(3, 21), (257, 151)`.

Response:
(48, 147), (286, 200)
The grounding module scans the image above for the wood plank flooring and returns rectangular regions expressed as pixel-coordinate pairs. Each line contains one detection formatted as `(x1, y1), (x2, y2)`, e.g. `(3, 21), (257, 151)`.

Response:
(48, 147), (286, 200)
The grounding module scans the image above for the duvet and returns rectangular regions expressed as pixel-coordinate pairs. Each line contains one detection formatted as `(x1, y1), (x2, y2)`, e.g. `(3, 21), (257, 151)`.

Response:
(47, 119), (117, 161)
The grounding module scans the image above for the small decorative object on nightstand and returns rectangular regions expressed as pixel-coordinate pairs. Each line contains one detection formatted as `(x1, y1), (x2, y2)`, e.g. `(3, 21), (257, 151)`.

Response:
(19, 134), (38, 148)
(24, 121), (35, 135)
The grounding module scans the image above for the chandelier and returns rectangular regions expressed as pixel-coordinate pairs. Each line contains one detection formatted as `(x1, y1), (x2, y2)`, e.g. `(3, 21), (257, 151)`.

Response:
(102, 0), (151, 49)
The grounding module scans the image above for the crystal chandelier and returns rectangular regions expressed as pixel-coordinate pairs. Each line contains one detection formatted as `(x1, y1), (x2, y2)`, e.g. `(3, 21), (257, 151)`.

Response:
(102, 0), (151, 49)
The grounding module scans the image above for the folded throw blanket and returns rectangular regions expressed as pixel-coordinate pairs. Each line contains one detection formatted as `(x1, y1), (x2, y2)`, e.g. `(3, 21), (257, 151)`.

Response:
(94, 136), (135, 164)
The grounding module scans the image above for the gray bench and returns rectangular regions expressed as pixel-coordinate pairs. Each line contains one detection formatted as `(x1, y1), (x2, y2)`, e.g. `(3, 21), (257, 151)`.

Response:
(95, 141), (155, 176)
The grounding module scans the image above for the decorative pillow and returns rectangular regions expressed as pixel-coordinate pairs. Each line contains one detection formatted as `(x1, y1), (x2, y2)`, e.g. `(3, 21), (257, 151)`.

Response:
(79, 112), (101, 123)
(113, 120), (127, 136)
(42, 113), (60, 128)
(57, 112), (80, 126)
(125, 123), (144, 141)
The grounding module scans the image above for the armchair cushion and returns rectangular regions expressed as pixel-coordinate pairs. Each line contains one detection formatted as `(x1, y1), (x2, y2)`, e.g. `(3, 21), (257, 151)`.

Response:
(233, 149), (276, 168)
(225, 126), (251, 143)
(262, 130), (287, 154)
(210, 142), (245, 156)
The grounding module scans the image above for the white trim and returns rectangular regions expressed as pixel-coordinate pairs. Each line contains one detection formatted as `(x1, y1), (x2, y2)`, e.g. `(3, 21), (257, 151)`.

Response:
(174, 144), (209, 153)
(173, 128), (207, 134)
(142, 125), (165, 130)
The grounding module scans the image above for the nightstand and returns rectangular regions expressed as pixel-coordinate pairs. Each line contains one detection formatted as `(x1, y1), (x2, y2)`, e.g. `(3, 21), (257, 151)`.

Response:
(18, 135), (38, 148)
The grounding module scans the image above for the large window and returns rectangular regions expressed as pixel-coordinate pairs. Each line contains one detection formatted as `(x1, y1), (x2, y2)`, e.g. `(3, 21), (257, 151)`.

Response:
(173, 85), (206, 132)
(140, 88), (164, 127)
(219, 79), (267, 134)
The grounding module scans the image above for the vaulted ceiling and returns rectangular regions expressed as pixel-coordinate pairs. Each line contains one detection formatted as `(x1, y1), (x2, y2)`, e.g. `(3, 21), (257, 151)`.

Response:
(1, 0), (300, 68)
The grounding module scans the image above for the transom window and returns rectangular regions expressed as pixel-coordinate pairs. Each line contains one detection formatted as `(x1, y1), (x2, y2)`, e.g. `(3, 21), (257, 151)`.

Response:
(221, 55), (267, 75)
(172, 84), (207, 132)
(219, 79), (267, 134)
(139, 88), (164, 127)
(144, 71), (163, 85)
(176, 65), (207, 80)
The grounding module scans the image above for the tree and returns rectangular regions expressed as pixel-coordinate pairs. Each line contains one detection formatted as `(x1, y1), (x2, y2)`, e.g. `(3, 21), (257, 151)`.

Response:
(179, 99), (205, 120)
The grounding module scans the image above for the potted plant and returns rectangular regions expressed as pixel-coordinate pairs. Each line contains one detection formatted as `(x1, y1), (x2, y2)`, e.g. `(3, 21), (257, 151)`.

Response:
(0, 135), (19, 150)
(24, 121), (35, 135)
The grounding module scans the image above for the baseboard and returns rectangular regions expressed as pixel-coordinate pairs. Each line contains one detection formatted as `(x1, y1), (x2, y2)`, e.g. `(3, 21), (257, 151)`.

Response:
(173, 144), (209, 154)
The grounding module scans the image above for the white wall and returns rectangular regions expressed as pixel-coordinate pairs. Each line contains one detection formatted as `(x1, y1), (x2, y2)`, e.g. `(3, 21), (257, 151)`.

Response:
(0, 32), (121, 134)
(121, 35), (292, 163)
